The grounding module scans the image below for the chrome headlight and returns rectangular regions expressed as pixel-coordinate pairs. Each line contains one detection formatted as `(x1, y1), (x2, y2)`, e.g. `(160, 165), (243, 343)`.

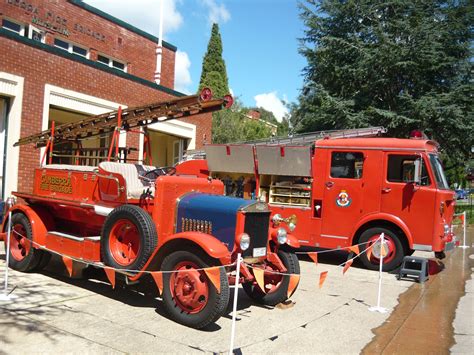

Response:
(288, 222), (296, 232)
(276, 228), (287, 245)
(444, 224), (450, 236)
(272, 214), (282, 225)
(239, 233), (250, 250)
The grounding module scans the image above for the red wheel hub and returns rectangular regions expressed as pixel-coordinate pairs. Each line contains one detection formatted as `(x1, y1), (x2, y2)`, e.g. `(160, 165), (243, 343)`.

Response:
(10, 224), (30, 261)
(108, 219), (141, 266)
(367, 234), (396, 264)
(170, 261), (209, 314)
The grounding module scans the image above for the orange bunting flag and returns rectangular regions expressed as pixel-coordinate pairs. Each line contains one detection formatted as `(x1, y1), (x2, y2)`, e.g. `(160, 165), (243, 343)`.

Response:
(347, 245), (360, 255)
(342, 259), (353, 275)
(319, 271), (328, 289)
(204, 267), (221, 294)
(366, 245), (373, 260)
(253, 267), (266, 294)
(308, 252), (318, 265)
(151, 272), (164, 295)
(104, 267), (116, 289)
(62, 256), (73, 277)
(287, 274), (300, 298)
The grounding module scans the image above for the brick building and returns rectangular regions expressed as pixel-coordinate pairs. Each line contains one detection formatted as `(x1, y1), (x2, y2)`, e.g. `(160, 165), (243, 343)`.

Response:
(0, 0), (212, 198)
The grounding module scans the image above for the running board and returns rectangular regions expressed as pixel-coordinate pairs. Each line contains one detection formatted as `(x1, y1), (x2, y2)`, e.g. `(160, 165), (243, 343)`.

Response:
(45, 231), (101, 261)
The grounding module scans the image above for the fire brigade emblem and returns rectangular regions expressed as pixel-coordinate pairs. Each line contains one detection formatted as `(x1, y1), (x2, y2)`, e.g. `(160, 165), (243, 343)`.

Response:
(336, 190), (351, 207)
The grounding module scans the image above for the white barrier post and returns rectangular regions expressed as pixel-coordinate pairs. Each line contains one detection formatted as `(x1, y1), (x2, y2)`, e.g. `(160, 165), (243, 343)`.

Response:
(369, 233), (388, 313)
(1, 211), (17, 301)
(229, 253), (242, 355)
(459, 211), (468, 249)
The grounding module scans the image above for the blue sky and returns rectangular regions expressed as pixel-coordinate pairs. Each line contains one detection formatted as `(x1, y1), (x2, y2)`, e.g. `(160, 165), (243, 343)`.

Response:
(84, 0), (307, 121)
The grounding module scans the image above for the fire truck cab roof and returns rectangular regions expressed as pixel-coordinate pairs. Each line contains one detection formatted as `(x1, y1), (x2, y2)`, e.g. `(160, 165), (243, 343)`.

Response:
(315, 137), (439, 153)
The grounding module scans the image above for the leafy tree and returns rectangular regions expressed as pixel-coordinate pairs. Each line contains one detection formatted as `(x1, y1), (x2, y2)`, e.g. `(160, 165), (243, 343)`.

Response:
(198, 23), (230, 98)
(296, 0), (473, 166)
(212, 99), (272, 144)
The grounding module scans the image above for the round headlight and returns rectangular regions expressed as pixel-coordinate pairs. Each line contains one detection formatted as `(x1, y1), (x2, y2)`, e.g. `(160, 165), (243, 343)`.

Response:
(272, 214), (282, 225)
(444, 224), (450, 236)
(288, 222), (296, 232)
(276, 228), (287, 245)
(239, 233), (250, 250)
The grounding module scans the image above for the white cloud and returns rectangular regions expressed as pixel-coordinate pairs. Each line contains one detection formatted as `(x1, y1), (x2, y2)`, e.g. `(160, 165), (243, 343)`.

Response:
(175, 50), (192, 94)
(254, 92), (289, 122)
(84, 0), (183, 37)
(201, 0), (231, 24)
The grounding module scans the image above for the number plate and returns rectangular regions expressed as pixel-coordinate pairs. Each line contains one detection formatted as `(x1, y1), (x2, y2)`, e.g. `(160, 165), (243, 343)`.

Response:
(253, 247), (267, 257)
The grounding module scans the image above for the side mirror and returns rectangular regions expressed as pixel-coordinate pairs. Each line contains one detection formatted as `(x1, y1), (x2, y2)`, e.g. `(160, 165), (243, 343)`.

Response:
(413, 159), (421, 185)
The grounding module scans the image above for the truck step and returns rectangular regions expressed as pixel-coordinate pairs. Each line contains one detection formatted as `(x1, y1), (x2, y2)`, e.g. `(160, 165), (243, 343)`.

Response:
(48, 231), (84, 242)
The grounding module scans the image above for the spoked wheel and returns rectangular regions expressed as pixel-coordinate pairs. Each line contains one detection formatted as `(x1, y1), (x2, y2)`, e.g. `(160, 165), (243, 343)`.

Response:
(359, 227), (405, 271)
(7, 213), (42, 272)
(161, 250), (229, 329)
(242, 250), (300, 306)
(101, 205), (157, 271)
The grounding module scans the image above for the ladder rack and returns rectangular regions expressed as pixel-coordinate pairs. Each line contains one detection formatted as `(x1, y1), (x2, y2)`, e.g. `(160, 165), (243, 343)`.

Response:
(242, 126), (387, 146)
(15, 92), (232, 148)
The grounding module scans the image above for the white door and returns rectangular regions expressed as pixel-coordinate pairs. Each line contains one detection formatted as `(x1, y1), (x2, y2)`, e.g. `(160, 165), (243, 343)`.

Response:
(0, 98), (8, 198)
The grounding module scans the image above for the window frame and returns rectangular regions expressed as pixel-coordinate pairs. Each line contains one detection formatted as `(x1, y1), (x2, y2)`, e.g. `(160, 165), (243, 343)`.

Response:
(2, 18), (25, 36)
(54, 37), (89, 59)
(329, 151), (364, 179)
(96, 53), (127, 72)
(386, 153), (432, 187)
(28, 24), (45, 43)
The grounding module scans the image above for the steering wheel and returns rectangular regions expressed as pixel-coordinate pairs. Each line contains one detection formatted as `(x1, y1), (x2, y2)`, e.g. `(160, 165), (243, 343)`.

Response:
(143, 166), (176, 180)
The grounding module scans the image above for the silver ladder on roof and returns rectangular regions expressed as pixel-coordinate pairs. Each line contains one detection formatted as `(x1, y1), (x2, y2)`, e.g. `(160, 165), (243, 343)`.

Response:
(241, 126), (387, 146)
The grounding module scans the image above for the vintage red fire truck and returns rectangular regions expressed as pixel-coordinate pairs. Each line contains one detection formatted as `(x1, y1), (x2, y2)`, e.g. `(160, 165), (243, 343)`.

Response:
(1, 91), (300, 329)
(176, 127), (456, 271)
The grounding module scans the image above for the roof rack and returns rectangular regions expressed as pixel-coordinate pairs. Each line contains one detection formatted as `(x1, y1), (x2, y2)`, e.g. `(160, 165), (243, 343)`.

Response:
(241, 126), (387, 146)
(15, 90), (232, 148)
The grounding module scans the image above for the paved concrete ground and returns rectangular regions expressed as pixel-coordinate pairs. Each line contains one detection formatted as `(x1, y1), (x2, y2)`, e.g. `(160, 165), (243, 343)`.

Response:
(0, 226), (472, 354)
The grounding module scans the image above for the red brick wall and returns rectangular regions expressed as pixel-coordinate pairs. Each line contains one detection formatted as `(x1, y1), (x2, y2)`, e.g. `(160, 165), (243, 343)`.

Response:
(0, 0), (175, 88)
(0, 35), (211, 193)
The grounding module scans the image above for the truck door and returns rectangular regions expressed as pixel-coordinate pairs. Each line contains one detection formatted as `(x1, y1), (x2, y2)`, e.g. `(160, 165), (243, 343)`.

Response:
(321, 150), (364, 247)
(381, 153), (435, 248)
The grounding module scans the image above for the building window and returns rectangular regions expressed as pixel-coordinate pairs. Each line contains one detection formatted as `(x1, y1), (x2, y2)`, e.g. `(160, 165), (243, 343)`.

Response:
(330, 152), (364, 179)
(54, 38), (89, 58)
(2, 18), (25, 35)
(97, 54), (127, 72)
(28, 25), (44, 43)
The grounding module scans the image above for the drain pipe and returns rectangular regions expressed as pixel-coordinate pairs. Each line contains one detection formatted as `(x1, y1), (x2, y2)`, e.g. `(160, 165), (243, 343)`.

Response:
(154, 0), (164, 85)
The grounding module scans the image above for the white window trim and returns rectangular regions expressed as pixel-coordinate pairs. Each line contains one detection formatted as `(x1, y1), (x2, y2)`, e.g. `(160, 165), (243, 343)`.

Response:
(97, 53), (127, 72)
(2, 18), (25, 36)
(41, 85), (127, 165)
(28, 24), (45, 43)
(0, 72), (24, 198)
(54, 38), (89, 59)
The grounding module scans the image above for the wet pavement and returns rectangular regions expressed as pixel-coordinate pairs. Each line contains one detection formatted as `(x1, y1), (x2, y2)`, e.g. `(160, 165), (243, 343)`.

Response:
(364, 225), (473, 354)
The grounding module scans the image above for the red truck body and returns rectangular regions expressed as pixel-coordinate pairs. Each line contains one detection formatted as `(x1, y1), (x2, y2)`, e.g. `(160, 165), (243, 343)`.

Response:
(176, 137), (456, 270)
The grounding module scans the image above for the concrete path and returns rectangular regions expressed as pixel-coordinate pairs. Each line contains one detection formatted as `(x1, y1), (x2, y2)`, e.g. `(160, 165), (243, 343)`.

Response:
(0, 227), (472, 354)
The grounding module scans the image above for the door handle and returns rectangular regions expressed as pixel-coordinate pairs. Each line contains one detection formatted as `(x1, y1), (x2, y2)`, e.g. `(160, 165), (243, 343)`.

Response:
(382, 187), (391, 193)
(325, 181), (334, 188)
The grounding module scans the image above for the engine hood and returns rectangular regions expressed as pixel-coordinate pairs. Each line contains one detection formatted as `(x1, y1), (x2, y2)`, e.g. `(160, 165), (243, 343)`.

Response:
(176, 193), (268, 251)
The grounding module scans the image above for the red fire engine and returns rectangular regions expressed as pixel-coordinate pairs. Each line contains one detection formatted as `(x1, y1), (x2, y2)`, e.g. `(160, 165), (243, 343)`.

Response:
(176, 127), (456, 271)
(1, 91), (300, 329)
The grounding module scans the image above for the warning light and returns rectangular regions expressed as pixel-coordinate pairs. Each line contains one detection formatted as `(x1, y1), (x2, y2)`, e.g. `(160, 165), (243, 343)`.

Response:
(409, 130), (423, 139)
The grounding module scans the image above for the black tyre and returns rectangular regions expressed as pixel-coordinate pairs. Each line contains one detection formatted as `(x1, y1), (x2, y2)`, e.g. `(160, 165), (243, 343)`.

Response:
(242, 250), (300, 306)
(161, 250), (230, 329)
(101, 205), (157, 271)
(34, 251), (52, 271)
(359, 227), (405, 271)
(6, 213), (42, 272)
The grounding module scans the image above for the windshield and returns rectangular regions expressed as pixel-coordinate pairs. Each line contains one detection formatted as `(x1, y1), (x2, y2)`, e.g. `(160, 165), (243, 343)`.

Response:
(429, 154), (449, 190)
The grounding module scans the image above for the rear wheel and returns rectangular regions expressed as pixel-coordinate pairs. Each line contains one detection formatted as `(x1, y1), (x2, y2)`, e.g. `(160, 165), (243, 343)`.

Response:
(161, 250), (229, 329)
(242, 250), (300, 306)
(7, 213), (42, 272)
(359, 227), (405, 271)
(101, 205), (157, 271)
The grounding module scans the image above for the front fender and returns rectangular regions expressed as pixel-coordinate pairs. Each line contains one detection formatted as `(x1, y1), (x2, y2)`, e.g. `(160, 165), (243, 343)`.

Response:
(165, 232), (231, 260)
(1, 205), (49, 246)
(352, 213), (414, 248)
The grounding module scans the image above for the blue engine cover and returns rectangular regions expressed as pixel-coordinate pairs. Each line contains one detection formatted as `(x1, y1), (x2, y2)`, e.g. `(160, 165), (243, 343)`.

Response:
(176, 193), (255, 251)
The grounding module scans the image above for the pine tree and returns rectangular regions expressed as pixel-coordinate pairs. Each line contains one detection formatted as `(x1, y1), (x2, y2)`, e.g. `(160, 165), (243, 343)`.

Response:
(198, 23), (230, 98)
(296, 0), (473, 164)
